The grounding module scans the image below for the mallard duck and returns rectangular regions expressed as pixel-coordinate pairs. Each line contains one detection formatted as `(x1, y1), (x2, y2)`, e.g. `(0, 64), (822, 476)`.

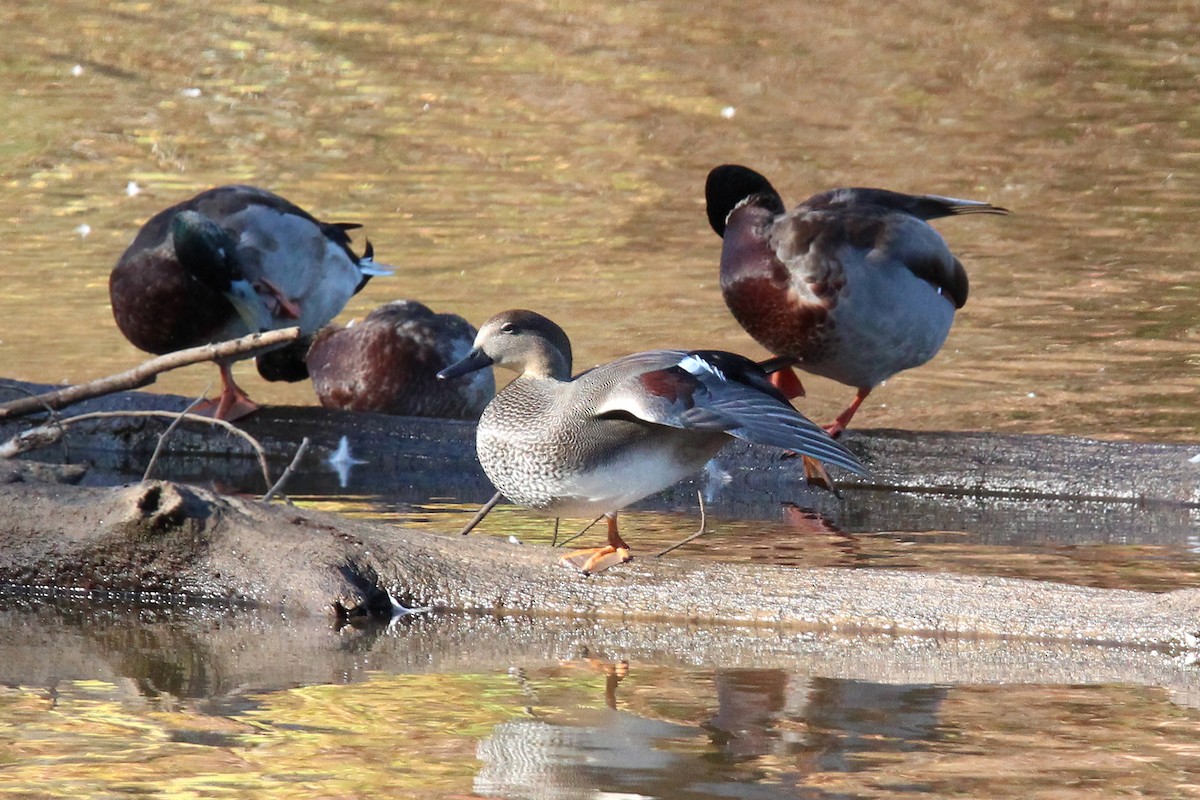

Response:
(109, 185), (391, 419)
(705, 164), (1007, 435)
(438, 309), (865, 574)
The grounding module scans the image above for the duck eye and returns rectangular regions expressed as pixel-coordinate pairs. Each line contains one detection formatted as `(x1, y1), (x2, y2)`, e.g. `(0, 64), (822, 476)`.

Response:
(500, 322), (517, 334)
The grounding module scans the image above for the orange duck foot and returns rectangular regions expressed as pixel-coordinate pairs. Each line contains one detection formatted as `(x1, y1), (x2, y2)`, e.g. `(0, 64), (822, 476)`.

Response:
(824, 387), (872, 438)
(192, 391), (261, 422)
(191, 363), (262, 421)
(800, 454), (838, 494)
(560, 545), (633, 575)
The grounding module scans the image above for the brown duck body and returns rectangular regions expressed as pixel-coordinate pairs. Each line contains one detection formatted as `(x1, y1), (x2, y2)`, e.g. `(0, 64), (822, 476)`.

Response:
(307, 300), (494, 420)
(707, 165), (1007, 431)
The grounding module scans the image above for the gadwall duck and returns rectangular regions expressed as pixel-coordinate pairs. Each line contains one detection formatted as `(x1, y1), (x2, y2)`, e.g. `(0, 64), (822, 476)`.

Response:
(706, 164), (1007, 435)
(110, 185), (390, 419)
(306, 300), (494, 419)
(438, 309), (866, 574)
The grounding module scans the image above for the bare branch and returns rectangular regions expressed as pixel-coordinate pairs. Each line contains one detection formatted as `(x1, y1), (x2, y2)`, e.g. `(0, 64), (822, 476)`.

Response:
(0, 410), (274, 490)
(262, 437), (311, 503)
(142, 393), (210, 482)
(0, 328), (302, 421)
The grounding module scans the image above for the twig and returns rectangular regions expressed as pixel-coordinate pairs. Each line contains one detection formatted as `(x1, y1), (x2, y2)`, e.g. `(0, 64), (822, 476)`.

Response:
(0, 410), (274, 490)
(142, 392), (209, 482)
(655, 491), (709, 558)
(0, 327), (302, 421)
(262, 437), (310, 503)
(554, 514), (605, 549)
(458, 491), (503, 535)
(0, 382), (69, 460)
(0, 381), (61, 416)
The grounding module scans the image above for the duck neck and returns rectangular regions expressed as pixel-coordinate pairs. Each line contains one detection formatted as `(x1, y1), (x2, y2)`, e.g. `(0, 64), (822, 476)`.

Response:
(520, 347), (572, 382)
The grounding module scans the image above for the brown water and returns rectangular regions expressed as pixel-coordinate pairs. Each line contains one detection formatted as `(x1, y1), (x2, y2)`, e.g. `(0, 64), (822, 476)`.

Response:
(3, 1), (1200, 797)
(2, 0), (1199, 439)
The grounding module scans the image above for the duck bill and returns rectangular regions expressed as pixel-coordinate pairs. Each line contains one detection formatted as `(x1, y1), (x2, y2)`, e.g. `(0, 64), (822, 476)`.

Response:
(437, 347), (494, 380)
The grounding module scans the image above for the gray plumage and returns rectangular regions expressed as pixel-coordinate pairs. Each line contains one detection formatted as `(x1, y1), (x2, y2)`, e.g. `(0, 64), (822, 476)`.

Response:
(439, 310), (866, 521)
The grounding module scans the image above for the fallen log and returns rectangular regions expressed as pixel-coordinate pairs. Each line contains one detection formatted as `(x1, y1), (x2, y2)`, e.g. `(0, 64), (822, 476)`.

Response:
(0, 478), (1196, 649)
(1, 379), (1196, 544)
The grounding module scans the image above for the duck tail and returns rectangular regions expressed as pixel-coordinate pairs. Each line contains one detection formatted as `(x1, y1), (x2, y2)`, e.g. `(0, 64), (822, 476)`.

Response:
(357, 239), (396, 276)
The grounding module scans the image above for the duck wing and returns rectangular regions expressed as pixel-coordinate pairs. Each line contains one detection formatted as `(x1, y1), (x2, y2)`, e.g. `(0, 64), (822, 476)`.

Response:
(800, 187), (1009, 220)
(773, 189), (1002, 310)
(593, 350), (866, 476)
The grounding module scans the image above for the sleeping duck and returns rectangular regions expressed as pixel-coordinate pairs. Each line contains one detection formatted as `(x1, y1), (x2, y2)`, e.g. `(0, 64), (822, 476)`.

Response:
(109, 185), (391, 419)
(306, 300), (495, 420)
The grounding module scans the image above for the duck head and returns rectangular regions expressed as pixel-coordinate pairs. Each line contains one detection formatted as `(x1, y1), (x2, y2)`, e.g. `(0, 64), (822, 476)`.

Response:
(438, 309), (572, 382)
(705, 164), (787, 237)
(171, 210), (272, 332)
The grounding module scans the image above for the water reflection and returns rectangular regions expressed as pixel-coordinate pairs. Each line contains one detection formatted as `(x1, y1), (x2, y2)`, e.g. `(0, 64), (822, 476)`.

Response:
(2, 603), (1200, 798)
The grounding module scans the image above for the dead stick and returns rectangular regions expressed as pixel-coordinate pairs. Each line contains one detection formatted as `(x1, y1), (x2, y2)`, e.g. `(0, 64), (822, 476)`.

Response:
(458, 491), (503, 535)
(654, 491), (710, 558)
(0, 410), (274, 490)
(142, 393), (210, 482)
(262, 437), (311, 503)
(0, 328), (302, 421)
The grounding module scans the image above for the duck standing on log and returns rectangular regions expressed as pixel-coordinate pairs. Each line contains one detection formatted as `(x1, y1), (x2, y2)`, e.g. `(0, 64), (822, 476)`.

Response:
(109, 185), (391, 420)
(705, 164), (1008, 436)
(438, 309), (866, 574)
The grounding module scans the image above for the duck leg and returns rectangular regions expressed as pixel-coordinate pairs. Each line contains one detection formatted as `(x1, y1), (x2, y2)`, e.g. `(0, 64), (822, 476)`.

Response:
(560, 512), (632, 575)
(768, 365), (806, 399)
(457, 491), (503, 536)
(193, 362), (261, 421)
(824, 387), (871, 438)
(255, 277), (303, 320)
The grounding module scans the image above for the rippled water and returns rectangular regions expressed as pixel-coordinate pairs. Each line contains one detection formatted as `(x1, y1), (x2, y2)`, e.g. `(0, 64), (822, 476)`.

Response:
(2, 1), (1200, 797)
(1, 0), (1198, 439)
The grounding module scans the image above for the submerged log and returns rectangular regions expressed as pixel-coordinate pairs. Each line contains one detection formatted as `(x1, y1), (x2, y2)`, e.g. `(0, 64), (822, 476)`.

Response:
(0, 477), (1197, 649)
(1, 378), (1198, 647)
(1, 378), (1197, 543)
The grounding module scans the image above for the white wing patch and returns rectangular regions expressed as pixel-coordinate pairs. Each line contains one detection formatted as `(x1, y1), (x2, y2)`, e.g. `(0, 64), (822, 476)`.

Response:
(679, 354), (726, 382)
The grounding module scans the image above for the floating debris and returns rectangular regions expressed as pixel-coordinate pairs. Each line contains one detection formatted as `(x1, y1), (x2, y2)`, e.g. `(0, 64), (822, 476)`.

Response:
(74, 223), (91, 238)
(721, 105), (736, 119)
(703, 458), (732, 502)
(327, 435), (367, 488)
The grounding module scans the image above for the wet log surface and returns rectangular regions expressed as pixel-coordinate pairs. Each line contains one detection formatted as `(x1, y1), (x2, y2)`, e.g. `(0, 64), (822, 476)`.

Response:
(0, 378), (1198, 648)
(1, 378), (1197, 541)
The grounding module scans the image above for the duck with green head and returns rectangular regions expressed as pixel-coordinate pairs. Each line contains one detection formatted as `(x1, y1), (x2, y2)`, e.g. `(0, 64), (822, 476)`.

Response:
(109, 185), (391, 419)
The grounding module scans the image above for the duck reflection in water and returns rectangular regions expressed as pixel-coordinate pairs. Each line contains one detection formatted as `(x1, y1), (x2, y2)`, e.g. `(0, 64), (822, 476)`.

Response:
(473, 664), (948, 798)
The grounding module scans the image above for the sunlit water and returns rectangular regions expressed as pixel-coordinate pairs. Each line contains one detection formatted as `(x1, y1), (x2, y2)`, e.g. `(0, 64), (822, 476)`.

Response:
(2, 0), (1200, 797)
